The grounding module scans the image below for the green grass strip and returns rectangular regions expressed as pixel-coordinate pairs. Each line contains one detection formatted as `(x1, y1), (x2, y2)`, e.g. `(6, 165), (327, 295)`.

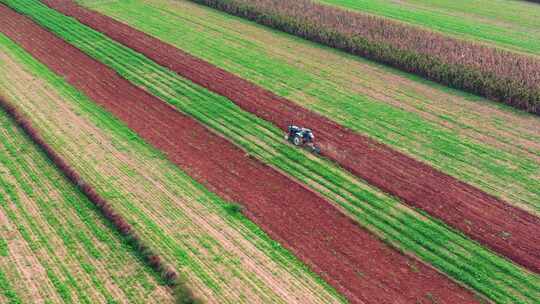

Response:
(0, 269), (22, 304)
(3, 1), (539, 302)
(0, 237), (8, 257)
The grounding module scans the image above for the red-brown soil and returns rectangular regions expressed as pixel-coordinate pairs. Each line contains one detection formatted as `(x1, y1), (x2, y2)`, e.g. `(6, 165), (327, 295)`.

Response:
(42, 0), (540, 274)
(0, 4), (481, 303)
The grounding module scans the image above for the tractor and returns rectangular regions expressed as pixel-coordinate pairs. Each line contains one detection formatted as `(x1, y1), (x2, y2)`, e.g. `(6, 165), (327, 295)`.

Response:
(285, 125), (320, 154)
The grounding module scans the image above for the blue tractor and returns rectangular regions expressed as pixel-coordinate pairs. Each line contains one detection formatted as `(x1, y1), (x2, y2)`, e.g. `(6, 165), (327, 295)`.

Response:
(285, 125), (320, 153)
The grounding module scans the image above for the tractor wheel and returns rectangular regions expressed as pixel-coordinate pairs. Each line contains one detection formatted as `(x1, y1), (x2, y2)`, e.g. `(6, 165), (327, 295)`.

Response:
(293, 136), (303, 146)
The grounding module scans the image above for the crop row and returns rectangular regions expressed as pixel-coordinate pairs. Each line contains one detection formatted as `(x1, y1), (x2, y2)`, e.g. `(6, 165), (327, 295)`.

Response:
(0, 96), (201, 302)
(0, 269), (21, 304)
(187, 0), (540, 114)
(313, 0), (540, 55)
(78, 0), (540, 213)
(0, 106), (172, 303)
(0, 32), (345, 303)
(0, 84), (203, 302)
(7, 1), (539, 302)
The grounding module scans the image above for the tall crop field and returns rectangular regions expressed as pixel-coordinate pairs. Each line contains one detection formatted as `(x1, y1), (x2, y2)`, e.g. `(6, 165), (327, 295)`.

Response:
(316, 0), (540, 55)
(186, 0), (540, 114)
(5, 1), (539, 302)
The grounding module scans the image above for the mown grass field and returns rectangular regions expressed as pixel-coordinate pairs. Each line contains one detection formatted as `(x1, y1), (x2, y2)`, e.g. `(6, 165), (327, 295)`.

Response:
(0, 91), (172, 303)
(77, 0), (540, 214)
(5, 1), (539, 303)
(316, 0), (540, 55)
(0, 33), (345, 304)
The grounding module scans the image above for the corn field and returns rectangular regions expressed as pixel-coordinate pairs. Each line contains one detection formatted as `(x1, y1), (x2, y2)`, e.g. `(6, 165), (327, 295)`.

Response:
(191, 0), (540, 114)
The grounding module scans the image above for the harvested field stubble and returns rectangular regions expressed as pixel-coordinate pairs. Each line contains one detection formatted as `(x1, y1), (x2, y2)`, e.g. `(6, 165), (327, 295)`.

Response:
(44, 0), (540, 275)
(188, 0), (540, 114)
(0, 3), (483, 303)
(0, 95), (200, 302)
(0, 102), (174, 303)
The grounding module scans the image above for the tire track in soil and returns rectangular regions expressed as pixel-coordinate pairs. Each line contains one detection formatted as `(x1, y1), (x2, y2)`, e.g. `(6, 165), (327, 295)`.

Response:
(0, 4), (480, 304)
(41, 0), (540, 273)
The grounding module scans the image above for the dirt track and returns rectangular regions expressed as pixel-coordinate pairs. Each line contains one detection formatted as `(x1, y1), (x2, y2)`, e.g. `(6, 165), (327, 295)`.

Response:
(40, 0), (540, 273)
(0, 4), (483, 303)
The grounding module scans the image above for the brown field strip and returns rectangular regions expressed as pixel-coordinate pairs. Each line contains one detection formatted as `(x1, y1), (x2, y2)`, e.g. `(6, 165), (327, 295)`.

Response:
(43, 0), (540, 273)
(0, 4), (480, 303)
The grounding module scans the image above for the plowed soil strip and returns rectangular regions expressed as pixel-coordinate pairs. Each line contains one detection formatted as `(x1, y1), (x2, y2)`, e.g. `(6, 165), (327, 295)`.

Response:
(42, 0), (540, 273)
(0, 4), (481, 304)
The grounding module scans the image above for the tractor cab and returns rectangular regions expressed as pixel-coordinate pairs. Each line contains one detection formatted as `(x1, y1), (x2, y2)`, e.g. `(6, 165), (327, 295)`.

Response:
(286, 125), (320, 153)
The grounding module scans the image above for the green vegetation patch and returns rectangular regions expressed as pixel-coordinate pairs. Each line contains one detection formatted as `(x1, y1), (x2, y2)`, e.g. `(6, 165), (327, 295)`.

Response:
(0, 269), (22, 304)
